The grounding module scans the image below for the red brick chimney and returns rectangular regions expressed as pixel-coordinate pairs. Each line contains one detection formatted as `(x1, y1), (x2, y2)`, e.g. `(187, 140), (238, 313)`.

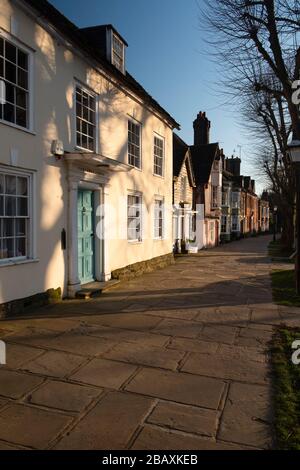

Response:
(193, 111), (211, 146)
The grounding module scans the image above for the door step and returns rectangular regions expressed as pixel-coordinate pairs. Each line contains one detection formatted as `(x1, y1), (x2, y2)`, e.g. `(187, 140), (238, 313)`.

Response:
(76, 280), (120, 300)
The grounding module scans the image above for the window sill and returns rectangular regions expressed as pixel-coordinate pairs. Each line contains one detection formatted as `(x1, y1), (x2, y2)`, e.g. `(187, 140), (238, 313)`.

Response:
(128, 240), (143, 245)
(0, 258), (39, 268)
(153, 173), (164, 179)
(0, 119), (36, 135)
(128, 163), (142, 172)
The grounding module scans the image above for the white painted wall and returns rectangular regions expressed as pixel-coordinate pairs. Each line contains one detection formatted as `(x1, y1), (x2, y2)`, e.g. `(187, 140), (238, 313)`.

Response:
(0, 0), (175, 303)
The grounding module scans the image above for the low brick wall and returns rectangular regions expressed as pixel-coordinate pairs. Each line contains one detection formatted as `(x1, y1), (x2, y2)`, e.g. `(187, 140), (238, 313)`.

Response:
(0, 288), (62, 320)
(111, 253), (175, 281)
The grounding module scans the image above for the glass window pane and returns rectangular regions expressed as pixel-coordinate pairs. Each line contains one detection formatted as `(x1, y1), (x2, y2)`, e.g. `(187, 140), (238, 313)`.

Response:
(17, 68), (28, 89)
(17, 177), (28, 196)
(2, 238), (14, 258)
(18, 49), (28, 70)
(5, 175), (16, 194)
(0, 37), (3, 57)
(5, 61), (16, 83)
(5, 82), (15, 104)
(0, 174), (3, 193)
(4, 103), (15, 123)
(16, 107), (27, 127)
(16, 237), (26, 257)
(16, 218), (26, 236)
(5, 196), (16, 215)
(5, 41), (16, 62)
(16, 88), (27, 108)
(3, 219), (14, 237)
(0, 196), (3, 216)
(17, 197), (28, 216)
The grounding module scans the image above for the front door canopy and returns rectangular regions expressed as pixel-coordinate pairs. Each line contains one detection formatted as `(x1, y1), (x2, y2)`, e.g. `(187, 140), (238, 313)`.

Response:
(64, 152), (133, 174)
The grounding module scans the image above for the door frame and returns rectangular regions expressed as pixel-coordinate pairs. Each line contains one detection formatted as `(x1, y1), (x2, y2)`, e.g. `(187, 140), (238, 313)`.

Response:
(67, 168), (111, 298)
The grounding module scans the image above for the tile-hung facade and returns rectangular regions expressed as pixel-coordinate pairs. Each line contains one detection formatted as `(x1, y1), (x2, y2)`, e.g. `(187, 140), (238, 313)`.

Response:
(0, 0), (179, 307)
(172, 134), (196, 253)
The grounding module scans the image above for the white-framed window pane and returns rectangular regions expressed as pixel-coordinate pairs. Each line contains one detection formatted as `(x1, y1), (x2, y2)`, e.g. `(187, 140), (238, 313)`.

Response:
(128, 120), (141, 168)
(127, 195), (142, 241)
(75, 85), (96, 151)
(112, 34), (124, 72)
(154, 136), (164, 176)
(0, 35), (29, 129)
(154, 199), (163, 239)
(0, 169), (30, 261)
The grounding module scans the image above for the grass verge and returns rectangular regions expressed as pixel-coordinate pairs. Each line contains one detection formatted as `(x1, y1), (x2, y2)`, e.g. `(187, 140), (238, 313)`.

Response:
(271, 328), (300, 449)
(271, 269), (300, 308)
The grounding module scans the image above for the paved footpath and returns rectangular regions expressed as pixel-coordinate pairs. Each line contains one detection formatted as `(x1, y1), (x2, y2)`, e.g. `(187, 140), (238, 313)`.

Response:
(0, 235), (299, 450)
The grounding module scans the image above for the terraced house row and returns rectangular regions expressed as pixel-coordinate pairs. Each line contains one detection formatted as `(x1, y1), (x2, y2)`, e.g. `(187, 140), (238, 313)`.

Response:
(0, 0), (269, 315)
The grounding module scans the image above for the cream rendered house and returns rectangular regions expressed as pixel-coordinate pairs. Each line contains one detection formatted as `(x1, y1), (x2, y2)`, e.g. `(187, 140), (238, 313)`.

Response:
(0, 0), (179, 313)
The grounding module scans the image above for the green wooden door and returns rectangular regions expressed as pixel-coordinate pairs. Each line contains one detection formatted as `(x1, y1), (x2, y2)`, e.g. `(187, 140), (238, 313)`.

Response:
(78, 190), (95, 284)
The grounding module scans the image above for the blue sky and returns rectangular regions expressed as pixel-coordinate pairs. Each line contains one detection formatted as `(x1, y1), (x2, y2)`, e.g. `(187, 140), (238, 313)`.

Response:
(50, 0), (264, 193)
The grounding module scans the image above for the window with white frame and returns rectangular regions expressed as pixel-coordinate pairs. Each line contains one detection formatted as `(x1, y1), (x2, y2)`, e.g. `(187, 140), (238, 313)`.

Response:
(222, 190), (228, 206)
(232, 215), (238, 231)
(0, 35), (29, 129)
(221, 215), (227, 233)
(231, 192), (239, 208)
(112, 33), (125, 73)
(154, 136), (164, 176)
(212, 186), (219, 208)
(0, 169), (31, 261)
(127, 194), (142, 242)
(128, 120), (141, 168)
(76, 85), (96, 151)
(154, 199), (164, 239)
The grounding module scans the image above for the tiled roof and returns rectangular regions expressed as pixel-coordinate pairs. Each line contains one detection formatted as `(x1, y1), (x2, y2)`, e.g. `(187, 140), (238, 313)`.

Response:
(190, 143), (219, 185)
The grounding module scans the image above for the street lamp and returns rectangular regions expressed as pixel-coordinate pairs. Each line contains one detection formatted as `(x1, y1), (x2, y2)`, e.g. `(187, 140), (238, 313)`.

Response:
(273, 206), (278, 242)
(287, 139), (300, 294)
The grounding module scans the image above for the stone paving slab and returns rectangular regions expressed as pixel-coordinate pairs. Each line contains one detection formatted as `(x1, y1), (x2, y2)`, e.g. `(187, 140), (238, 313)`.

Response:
(0, 369), (44, 399)
(197, 324), (238, 344)
(81, 313), (162, 331)
(4, 343), (45, 369)
(27, 380), (102, 412)
(218, 382), (273, 449)
(29, 332), (118, 357)
(235, 326), (273, 349)
(131, 426), (248, 450)
(0, 440), (23, 450)
(147, 401), (219, 438)
(104, 342), (184, 371)
(181, 344), (269, 385)
(0, 404), (71, 449)
(152, 318), (204, 339)
(54, 391), (154, 450)
(71, 324), (170, 347)
(21, 350), (86, 379)
(167, 337), (219, 354)
(70, 358), (137, 389)
(146, 308), (198, 321)
(125, 368), (225, 409)
(195, 308), (250, 327)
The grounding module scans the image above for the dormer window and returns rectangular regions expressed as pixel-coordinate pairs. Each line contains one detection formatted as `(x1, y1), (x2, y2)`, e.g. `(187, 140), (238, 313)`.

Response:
(112, 33), (125, 73)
